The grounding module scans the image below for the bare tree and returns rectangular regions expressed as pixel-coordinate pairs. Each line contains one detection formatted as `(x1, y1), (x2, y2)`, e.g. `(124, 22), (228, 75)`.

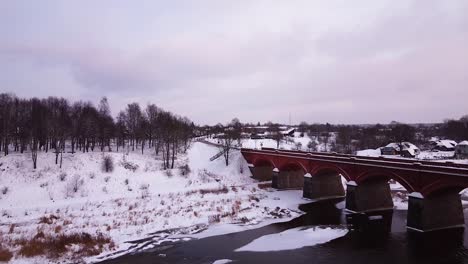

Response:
(268, 124), (283, 149)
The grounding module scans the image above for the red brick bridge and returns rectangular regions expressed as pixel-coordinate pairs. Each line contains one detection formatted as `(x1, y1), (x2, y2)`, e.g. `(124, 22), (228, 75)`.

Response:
(241, 148), (468, 232)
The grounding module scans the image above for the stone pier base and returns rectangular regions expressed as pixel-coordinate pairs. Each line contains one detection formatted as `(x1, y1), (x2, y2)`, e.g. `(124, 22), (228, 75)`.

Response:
(272, 169), (303, 189)
(407, 192), (465, 232)
(345, 179), (393, 213)
(303, 173), (345, 200)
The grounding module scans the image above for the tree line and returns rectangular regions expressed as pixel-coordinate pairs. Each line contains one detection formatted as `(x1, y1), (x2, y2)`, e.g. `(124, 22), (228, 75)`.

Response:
(0, 93), (194, 169)
(200, 116), (467, 156)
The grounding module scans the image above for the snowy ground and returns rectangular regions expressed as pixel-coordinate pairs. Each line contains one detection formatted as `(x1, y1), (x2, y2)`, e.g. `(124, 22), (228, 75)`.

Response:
(206, 132), (334, 152)
(2, 139), (466, 263)
(0, 142), (306, 263)
(357, 148), (468, 164)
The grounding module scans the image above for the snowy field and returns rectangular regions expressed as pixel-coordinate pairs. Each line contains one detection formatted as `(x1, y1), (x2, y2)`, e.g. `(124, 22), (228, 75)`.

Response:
(357, 148), (468, 164)
(206, 132), (333, 152)
(2, 138), (466, 263)
(0, 142), (306, 263)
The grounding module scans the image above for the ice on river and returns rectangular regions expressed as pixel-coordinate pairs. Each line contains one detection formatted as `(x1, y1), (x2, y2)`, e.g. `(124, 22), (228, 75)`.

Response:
(235, 226), (348, 252)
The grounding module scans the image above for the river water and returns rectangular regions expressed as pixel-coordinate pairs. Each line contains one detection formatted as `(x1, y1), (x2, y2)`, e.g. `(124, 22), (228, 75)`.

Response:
(100, 198), (468, 264)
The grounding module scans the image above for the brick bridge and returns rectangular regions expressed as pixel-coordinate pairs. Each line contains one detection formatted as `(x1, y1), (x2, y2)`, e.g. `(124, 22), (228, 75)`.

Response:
(241, 148), (468, 232)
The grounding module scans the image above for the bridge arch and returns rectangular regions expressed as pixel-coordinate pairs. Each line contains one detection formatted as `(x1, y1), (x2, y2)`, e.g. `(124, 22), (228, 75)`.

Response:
(421, 181), (468, 198)
(303, 164), (348, 200)
(250, 158), (276, 181)
(355, 169), (415, 193)
(272, 161), (306, 190)
(310, 164), (351, 181)
(278, 161), (307, 174)
(252, 158), (276, 169)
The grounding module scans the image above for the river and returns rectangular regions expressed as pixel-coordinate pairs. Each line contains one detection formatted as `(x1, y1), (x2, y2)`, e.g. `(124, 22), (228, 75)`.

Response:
(100, 198), (468, 264)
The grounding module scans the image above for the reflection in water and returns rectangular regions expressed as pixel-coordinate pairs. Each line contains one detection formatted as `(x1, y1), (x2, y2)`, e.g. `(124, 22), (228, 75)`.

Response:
(407, 228), (466, 264)
(101, 198), (468, 264)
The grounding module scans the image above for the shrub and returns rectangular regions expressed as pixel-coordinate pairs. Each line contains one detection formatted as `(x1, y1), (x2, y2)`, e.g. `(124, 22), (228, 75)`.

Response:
(59, 172), (67, 182)
(120, 160), (138, 172)
(165, 170), (173, 177)
(258, 182), (271, 189)
(17, 231), (112, 258)
(104, 176), (110, 183)
(140, 184), (150, 199)
(1, 186), (8, 195)
(197, 169), (219, 183)
(39, 214), (59, 224)
(102, 155), (114, 173)
(199, 186), (229, 195)
(295, 142), (302, 151)
(208, 214), (221, 224)
(179, 164), (191, 176)
(65, 175), (84, 198)
(124, 179), (129, 185)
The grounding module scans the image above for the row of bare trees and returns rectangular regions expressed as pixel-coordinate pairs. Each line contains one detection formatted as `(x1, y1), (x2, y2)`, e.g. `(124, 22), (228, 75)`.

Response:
(0, 93), (194, 169)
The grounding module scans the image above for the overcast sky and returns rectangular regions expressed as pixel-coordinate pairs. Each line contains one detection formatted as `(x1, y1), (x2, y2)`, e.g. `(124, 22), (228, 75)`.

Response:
(1, 0), (467, 125)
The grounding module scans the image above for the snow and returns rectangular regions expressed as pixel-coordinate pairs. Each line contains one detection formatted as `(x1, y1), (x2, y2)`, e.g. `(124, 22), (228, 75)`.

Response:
(435, 140), (457, 149)
(393, 198), (408, 210)
(0, 142), (308, 263)
(383, 142), (420, 156)
(389, 181), (405, 191)
(459, 141), (468, 146)
(408, 192), (424, 199)
(356, 148), (381, 157)
(347, 181), (357, 186)
(185, 190), (306, 240)
(212, 259), (232, 264)
(418, 151), (455, 160)
(234, 226), (348, 252)
(206, 133), (335, 152)
(368, 215), (383, 220)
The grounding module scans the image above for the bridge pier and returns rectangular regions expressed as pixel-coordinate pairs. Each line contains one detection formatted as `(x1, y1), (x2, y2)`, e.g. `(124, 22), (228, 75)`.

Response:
(249, 165), (273, 181)
(272, 168), (304, 189)
(345, 179), (393, 213)
(303, 172), (345, 200)
(407, 192), (465, 232)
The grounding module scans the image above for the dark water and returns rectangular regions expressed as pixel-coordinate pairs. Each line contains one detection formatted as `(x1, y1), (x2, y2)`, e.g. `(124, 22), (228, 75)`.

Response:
(100, 199), (468, 264)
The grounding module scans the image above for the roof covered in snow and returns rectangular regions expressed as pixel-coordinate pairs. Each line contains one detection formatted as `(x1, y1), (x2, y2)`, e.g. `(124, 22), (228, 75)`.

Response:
(384, 142), (419, 155)
(459, 141), (468, 146)
(435, 139), (457, 149)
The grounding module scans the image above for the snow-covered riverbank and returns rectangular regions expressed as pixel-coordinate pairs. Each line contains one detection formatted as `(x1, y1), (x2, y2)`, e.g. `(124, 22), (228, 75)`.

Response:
(0, 142), (306, 263)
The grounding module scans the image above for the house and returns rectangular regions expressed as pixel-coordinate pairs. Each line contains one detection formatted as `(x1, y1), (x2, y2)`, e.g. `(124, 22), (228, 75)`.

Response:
(250, 133), (266, 139)
(431, 139), (458, 152)
(280, 128), (296, 137)
(455, 141), (468, 159)
(381, 142), (420, 157)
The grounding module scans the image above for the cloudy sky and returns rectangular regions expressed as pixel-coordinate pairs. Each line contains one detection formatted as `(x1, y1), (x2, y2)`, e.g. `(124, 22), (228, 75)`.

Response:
(1, 0), (467, 125)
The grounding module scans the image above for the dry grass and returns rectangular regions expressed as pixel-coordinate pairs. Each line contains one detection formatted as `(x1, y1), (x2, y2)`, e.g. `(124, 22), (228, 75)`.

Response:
(257, 182), (271, 189)
(199, 186), (229, 195)
(16, 231), (113, 259)
(39, 214), (60, 224)
(0, 247), (13, 262)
